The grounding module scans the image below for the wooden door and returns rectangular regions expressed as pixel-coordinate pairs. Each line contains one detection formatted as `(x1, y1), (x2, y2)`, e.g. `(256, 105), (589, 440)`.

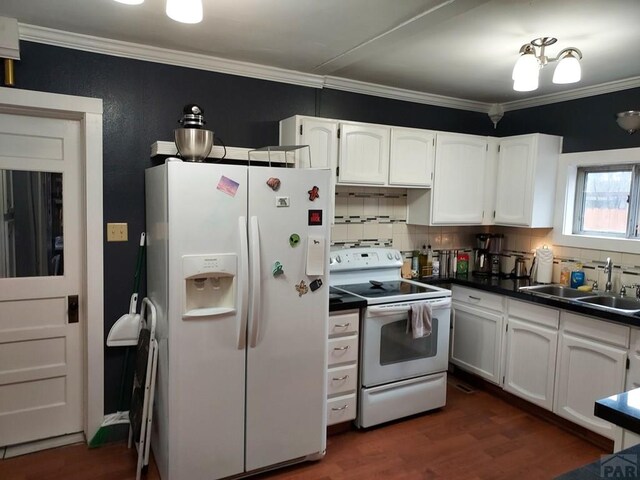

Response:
(338, 122), (389, 185)
(389, 127), (435, 187)
(0, 112), (83, 446)
(494, 136), (535, 225)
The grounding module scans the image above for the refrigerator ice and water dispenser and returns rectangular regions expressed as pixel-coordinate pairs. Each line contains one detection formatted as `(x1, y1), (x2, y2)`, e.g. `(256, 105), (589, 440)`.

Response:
(182, 254), (237, 318)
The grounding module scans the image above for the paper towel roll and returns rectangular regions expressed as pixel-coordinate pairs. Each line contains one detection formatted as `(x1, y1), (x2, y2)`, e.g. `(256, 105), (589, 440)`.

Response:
(535, 247), (553, 284)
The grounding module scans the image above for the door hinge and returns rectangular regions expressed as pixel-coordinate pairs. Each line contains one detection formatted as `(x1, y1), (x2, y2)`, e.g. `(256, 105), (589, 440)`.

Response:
(498, 145), (501, 152)
(299, 124), (303, 136)
(68, 295), (79, 324)
(432, 138), (435, 146)
(506, 323), (508, 331)
(482, 210), (485, 219)
(502, 376), (505, 384)
(627, 357), (630, 370)
(486, 144), (489, 151)
(336, 166), (340, 178)
(337, 127), (341, 139)
(493, 210), (496, 219)
(431, 172), (434, 181)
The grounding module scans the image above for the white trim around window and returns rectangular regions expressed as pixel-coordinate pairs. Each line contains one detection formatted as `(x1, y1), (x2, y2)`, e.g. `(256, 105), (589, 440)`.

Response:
(553, 146), (640, 254)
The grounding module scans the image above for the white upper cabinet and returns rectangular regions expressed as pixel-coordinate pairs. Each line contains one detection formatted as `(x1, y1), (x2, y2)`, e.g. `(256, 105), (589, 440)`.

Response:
(279, 115), (338, 171)
(338, 122), (390, 185)
(494, 134), (562, 227)
(388, 127), (435, 187)
(431, 132), (488, 224)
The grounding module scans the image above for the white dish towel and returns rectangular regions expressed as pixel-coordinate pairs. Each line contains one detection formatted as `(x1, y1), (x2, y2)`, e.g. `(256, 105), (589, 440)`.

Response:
(407, 302), (433, 339)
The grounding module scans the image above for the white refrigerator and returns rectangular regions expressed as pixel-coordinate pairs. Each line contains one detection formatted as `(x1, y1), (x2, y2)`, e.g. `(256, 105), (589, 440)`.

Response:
(145, 160), (331, 480)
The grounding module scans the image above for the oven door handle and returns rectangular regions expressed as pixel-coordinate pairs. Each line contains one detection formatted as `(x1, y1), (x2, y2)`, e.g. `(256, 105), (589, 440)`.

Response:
(367, 299), (450, 314)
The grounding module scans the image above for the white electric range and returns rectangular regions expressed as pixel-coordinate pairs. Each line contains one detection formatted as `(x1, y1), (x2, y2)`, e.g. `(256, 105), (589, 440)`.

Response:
(329, 247), (451, 428)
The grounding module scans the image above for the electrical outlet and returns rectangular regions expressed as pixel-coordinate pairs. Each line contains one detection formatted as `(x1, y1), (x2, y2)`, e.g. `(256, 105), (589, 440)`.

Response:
(107, 222), (128, 242)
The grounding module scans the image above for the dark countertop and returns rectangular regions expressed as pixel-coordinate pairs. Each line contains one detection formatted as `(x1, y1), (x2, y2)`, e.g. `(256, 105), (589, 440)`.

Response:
(417, 274), (640, 328)
(595, 388), (640, 436)
(554, 443), (640, 479)
(329, 287), (367, 313)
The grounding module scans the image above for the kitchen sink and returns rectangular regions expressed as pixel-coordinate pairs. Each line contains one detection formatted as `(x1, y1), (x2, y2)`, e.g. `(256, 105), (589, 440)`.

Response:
(575, 295), (640, 313)
(518, 284), (597, 299)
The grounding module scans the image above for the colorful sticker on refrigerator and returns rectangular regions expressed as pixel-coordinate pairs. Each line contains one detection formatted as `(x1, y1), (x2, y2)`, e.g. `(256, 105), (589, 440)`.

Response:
(289, 233), (301, 247)
(307, 186), (320, 201)
(272, 261), (284, 276)
(266, 177), (281, 191)
(295, 280), (309, 297)
(216, 175), (239, 197)
(309, 278), (323, 292)
(308, 210), (322, 226)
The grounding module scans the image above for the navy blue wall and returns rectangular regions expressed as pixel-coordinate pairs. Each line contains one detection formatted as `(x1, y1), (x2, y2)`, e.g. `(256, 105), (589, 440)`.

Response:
(496, 88), (640, 152)
(10, 40), (640, 412)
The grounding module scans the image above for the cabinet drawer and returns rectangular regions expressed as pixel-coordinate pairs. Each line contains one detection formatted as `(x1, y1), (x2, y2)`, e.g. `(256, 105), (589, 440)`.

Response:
(328, 335), (358, 366)
(508, 299), (559, 329)
(329, 310), (359, 336)
(327, 393), (356, 426)
(561, 311), (629, 348)
(452, 285), (504, 312)
(327, 364), (358, 397)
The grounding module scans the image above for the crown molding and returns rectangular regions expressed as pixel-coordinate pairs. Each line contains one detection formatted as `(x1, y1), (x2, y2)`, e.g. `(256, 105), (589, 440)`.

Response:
(18, 24), (326, 89)
(18, 23), (492, 114)
(323, 76), (490, 113)
(502, 76), (640, 112)
(18, 23), (640, 116)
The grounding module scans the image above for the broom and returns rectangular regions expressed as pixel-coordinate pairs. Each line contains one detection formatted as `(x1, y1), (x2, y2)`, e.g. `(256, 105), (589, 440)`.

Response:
(90, 233), (146, 447)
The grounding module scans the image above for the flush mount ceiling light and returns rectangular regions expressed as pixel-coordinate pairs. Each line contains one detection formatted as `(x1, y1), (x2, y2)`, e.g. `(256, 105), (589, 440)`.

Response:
(512, 37), (582, 92)
(166, 0), (203, 24)
(616, 111), (640, 134)
(113, 0), (203, 24)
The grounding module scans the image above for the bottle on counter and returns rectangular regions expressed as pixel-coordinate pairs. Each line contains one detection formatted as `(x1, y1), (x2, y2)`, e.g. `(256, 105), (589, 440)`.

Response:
(570, 263), (585, 288)
(560, 263), (571, 286)
(419, 244), (433, 277)
(411, 250), (420, 278)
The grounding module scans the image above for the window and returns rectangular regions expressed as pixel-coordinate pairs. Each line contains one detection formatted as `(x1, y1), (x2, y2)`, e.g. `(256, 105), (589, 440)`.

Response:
(573, 165), (639, 238)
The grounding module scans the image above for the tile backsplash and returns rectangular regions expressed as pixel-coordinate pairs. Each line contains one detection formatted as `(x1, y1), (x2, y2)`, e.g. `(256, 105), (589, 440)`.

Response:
(330, 185), (640, 293)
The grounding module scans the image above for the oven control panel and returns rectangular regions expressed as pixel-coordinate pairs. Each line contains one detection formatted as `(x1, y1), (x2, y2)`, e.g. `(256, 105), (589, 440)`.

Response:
(329, 247), (403, 272)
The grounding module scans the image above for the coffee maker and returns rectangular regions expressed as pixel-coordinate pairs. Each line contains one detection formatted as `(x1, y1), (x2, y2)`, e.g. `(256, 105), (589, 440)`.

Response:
(473, 233), (504, 277)
(473, 234), (492, 276)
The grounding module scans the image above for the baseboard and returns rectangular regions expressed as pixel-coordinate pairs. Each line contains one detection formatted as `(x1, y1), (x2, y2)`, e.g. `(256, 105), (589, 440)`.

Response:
(3, 432), (85, 459)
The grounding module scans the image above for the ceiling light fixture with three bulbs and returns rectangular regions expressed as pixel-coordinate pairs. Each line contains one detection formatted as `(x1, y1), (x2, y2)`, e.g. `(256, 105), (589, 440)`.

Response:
(512, 37), (582, 92)
(113, 0), (203, 24)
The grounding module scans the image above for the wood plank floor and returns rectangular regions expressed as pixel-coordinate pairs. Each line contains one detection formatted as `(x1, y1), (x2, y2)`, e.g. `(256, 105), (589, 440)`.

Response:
(0, 377), (607, 480)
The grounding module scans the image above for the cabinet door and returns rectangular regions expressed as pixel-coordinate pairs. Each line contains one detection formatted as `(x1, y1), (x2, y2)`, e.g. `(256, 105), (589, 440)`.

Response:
(503, 317), (558, 410)
(431, 133), (487, 224)
(451, 301), (503, 384)
(299, 117), (338, 171)
(338, 122), (390, 185)
(494, 136), (535, 226)
(389, 127), (435, 187)
(554, 332), (627, 439)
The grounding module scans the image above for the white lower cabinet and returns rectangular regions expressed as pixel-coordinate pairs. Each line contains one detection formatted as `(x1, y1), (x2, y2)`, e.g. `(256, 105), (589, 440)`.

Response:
(503, 300), (559, 410)
(553, 312), (629, 439)
(326, 310), (359, 426)
(451, 286), (504, 385)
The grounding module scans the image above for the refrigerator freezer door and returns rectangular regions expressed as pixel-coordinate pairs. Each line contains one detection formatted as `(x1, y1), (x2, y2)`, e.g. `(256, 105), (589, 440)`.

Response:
(245, 167), (331, 472)
(165, 162), (248, 480)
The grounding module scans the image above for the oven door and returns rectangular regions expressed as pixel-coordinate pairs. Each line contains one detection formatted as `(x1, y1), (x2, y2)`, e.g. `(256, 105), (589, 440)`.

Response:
(361, 298), (451, 387)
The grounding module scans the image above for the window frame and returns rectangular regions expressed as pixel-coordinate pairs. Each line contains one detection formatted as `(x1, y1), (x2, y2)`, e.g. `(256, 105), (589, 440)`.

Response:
(553, 147), (640, 255)
(572, 164), (636, 238)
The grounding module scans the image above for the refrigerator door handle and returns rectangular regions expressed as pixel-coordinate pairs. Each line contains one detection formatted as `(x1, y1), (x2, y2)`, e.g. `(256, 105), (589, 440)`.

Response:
(237, 216), (249, 350)
(248, 216), (261, 348)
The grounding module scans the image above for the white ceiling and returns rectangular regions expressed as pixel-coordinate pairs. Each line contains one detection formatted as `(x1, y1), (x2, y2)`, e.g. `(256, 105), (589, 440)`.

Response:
(1, 0), (640, 106)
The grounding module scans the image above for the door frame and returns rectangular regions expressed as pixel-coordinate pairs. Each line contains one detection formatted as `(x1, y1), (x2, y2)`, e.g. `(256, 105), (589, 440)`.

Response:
(0, 86), (104, 443)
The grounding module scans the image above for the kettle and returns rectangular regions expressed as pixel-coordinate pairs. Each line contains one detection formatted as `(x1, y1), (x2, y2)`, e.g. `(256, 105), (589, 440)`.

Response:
(512, 257), (528, 278)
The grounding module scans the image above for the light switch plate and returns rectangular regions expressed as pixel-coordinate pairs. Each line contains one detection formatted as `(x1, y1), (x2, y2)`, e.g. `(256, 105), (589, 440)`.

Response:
(107, 222), (128, 242)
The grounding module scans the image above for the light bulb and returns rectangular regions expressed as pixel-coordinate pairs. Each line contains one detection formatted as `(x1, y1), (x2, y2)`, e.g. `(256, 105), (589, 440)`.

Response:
(512, 52), (539, 81)
(166, 0), (203, 24)
(553, 51), (581, 84)
(113, 0), (144, 4)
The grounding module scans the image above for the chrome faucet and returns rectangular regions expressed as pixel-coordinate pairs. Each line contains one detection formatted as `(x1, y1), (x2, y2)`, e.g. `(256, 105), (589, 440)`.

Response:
(604, 257), (613, 293)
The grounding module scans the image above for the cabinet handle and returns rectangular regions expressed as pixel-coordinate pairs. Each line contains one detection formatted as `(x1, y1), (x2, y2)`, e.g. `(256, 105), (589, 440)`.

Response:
(332, 375), (349, 381)
(468, 295), (482, 301)
(334, 323), (350, 328)
(333, 345), (350, 351)
(331, 405), (349, 411)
